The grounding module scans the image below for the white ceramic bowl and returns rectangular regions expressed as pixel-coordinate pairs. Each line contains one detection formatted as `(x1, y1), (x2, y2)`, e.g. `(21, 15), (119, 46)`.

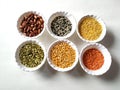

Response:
(15, 40), (46, 72)
(47, 11), (76, 39)
(77, 15), (106, 43)
(47, 39), (78, 72)
(17, 11), (46, 38)
(79, 43), (112, 75)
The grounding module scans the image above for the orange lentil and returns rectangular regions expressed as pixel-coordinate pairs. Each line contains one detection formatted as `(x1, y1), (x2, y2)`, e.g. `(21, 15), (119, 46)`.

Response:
(83, 48), (104, 70)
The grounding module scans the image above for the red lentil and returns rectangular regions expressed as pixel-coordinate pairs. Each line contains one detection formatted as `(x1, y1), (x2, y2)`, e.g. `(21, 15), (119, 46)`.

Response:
(83, 48), (104, 70)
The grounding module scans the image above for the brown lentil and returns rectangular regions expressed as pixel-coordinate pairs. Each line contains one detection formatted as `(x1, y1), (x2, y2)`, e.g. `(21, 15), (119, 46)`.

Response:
(83, 48), (104, 70)
(79, 17), (102, 40)
(50, 42), (76, 68)
(19, 12), (44, 37)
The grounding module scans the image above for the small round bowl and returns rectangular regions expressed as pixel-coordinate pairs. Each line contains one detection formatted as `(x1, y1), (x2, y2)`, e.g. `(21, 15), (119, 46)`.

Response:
(15, 40), (46, 72)
(17, 11), (46, 38)
(47, 39), (78, 72)
(77, 15), (106, 43)
(47, 11), (76, 39)
(79, 43), (112, 75)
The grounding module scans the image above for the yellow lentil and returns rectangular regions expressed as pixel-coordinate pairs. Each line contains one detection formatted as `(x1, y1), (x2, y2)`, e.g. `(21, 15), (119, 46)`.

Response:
(79, 17), (102, 40)
(50, 42), (76, 68)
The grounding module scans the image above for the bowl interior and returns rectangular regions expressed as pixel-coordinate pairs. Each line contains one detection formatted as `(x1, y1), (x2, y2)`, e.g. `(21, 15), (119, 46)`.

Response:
(15, 40), (46, 72)
(80, 43), (112, 75)
(47, 39), (78, 72)
(77, 15), (106, 43)
(47, 12), (76, 39)
(17, 11), (46, 38)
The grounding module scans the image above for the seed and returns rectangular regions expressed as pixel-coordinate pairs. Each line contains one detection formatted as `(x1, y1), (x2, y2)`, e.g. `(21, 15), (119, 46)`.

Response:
(83, 48), (104, 70)
(50, 42), (76, 68)
(79, 17), (102, 40)
(19, 43), (44, 68)
(19, 12), (44, 37)
(51, 16), (72, 36)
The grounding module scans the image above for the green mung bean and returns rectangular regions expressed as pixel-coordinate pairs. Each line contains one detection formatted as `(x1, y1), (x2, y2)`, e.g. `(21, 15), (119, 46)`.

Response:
(19, 43), (44, 68)
(51, 16), (72, 36)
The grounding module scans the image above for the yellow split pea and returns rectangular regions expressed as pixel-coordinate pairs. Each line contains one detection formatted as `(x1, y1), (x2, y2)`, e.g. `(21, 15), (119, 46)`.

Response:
(50, 42), (76, 68)
(79, 17), (102, 40)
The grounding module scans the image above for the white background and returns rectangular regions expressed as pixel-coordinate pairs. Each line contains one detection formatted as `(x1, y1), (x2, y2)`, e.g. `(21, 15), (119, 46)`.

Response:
(0, 0), (120, 90)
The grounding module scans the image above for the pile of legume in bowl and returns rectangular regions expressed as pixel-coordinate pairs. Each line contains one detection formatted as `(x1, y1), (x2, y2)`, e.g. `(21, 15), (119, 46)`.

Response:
(76, 15), (112, 75)
(17, 11), (45, 38)
(47, 39), (78, 72)
(77, 15), (106, 43)
(15, 11), (112, 75)
(47, 11), (76, 39)
(79, 43), (112, 75)
(15, 40), (46, 72)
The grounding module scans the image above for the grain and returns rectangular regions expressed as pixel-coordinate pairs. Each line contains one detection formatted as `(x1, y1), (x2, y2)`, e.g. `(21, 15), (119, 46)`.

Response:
(83, 48), (104, 70)
(51, 16), (72, 36)
(19, 43), (44, 68)
(50, 42), (76, 68)
(19, 12), (44, 37)
(79, 17), (102, 40)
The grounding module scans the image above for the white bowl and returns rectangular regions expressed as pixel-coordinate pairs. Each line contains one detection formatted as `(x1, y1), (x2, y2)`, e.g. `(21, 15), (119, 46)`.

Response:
(15, 40), (46, 72)
(77, 15), (106, 43)
(47, 11), (76, 39)
(79, 43), (112, 75)
(17, 11), (46, 38)
(47, 39), (78, 72)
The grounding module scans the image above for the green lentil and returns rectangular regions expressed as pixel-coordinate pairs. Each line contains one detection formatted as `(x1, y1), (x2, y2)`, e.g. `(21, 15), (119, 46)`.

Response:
(19, 43), (44, 68)
(51, 16), (72, 36)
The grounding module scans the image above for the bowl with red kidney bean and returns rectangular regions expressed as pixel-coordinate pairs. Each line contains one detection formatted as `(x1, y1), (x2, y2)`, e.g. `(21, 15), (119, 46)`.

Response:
(17, 11), (45, 38)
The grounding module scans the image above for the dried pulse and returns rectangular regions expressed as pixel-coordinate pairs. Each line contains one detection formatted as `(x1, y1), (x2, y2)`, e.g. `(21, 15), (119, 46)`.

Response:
(79, 17), (102, 40)
(50, 42), (76, 68)
(83, 48), (104, 70)
(19, 12), (44, 37)
(51, 16), (72, 36)
(19, 43), (44, 68)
